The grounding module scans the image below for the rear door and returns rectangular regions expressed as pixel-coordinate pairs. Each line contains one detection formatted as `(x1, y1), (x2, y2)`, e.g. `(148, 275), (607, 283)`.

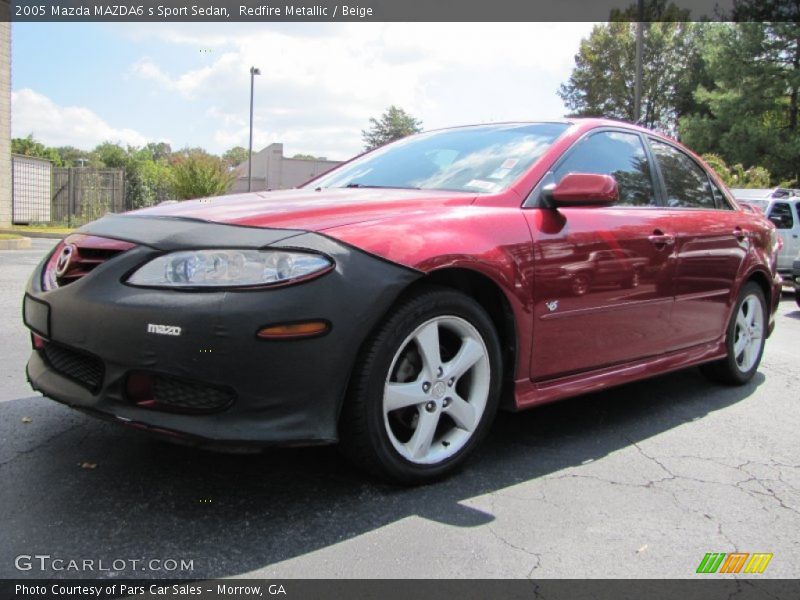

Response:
(525, 129), (678, 380)
(647, 138), (747, 349)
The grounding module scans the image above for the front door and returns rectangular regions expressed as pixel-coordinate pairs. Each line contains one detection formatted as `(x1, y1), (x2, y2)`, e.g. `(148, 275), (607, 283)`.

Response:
(525, 130), (677, 381)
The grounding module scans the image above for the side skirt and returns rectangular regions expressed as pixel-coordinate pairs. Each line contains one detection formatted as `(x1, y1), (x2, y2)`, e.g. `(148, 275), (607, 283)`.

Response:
(513, 339), (727, 410)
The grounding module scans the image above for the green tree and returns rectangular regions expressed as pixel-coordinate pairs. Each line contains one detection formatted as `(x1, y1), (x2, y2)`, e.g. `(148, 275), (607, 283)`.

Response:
(91, 142), (128, 168)
(170, 152), (235, 200)
(679, 19), (800, 185)
(558, 1), (708, 133)
(292, 153), (327, 160)
(54, 146), (89, 167)
(361, 105), (423, 151)
(142, 142), (173, 162)
(89, 142), (178, 209)
(701, 153), (772, 188)
(134, 159), (174, 207)
(222, 146), (249, 169)
(11, 135), (62, 166)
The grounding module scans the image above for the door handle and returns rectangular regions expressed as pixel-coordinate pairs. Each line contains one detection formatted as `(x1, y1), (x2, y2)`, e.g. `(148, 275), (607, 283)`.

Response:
(648, 232), (675, 247)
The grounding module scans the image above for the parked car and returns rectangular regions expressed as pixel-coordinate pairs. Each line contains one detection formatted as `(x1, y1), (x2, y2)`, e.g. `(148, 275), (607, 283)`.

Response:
(544, 248), (649, 296)
(731, 188), (800, 279)
(23, 119), (782, 483)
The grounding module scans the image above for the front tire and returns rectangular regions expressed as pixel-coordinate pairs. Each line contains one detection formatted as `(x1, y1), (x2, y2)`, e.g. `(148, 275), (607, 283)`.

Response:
(700, 282), (767, 385)
(339, 286), (502, 484)
(623, 268), (641, 289)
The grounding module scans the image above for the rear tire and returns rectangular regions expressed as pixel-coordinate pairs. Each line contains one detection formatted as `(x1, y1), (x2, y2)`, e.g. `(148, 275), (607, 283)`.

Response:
(700, 282), (767, 386)
(339, 286), (502, 485)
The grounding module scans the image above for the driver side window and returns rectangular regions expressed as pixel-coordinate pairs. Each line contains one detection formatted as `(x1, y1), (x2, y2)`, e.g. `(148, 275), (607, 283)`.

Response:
(552, 131), (657, 207)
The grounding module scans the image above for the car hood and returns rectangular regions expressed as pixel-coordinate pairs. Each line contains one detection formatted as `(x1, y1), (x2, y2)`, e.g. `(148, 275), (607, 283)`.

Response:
(132, 188), (477, 231)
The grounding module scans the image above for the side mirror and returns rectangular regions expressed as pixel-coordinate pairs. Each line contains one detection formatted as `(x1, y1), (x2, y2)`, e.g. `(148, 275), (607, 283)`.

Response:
(543, 173), (619, 207)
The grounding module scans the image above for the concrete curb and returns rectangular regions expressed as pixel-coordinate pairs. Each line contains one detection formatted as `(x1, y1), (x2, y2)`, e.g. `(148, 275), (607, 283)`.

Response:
(0, 228), (69, 239)
(0, 236), (32, 250)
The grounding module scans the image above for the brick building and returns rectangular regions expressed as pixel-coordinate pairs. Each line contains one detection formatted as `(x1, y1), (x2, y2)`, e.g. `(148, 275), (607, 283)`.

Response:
(0, 6), (11, 227)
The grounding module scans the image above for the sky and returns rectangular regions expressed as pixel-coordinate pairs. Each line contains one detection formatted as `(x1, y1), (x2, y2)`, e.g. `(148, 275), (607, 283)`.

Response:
(11, 22), (596, 161)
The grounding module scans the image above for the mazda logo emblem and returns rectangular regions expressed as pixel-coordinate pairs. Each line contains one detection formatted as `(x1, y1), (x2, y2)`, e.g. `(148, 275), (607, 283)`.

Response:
(55, 244), (76, 277)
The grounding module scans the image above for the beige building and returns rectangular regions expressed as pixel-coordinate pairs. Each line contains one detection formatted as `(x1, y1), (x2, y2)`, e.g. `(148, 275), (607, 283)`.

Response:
(0, 9), (11, 227)
(230, 143), (343, 194)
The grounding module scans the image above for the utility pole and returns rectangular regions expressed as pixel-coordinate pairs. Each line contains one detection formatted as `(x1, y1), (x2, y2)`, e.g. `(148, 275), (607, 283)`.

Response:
(248, 66), (261, 193)
(633, 0), (644, 124)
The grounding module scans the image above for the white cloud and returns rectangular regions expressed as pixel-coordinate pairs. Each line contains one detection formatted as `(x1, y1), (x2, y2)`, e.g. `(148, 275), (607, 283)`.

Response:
(125, 22), (595, 157)
(11, 88), (162, 149)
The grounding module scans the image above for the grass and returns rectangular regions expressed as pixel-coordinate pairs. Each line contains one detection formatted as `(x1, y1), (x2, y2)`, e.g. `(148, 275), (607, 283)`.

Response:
(0, 233), (23, 240)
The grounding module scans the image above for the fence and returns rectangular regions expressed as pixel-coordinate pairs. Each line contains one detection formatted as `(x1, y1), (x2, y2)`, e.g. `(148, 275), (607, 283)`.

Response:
(52, 167), (125, 226)
(11, 157), (126, 226)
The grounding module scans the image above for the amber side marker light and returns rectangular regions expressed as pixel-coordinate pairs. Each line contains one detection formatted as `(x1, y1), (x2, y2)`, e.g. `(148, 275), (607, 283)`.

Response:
(256, 320), (330, 340)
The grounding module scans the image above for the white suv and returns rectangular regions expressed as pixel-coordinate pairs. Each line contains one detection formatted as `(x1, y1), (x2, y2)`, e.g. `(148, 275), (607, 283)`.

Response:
(731, 188), (800, 278)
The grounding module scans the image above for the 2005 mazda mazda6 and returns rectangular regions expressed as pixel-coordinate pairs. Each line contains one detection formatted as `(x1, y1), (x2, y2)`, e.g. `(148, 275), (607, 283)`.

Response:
(23, 119), (782, 483)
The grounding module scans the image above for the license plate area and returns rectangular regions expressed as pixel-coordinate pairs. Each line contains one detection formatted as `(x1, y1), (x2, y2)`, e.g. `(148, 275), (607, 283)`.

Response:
(23, 294), (51, 338)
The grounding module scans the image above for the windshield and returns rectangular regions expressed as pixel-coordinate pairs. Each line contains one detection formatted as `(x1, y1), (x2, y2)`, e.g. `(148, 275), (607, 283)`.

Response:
(308, 123), (569, 194)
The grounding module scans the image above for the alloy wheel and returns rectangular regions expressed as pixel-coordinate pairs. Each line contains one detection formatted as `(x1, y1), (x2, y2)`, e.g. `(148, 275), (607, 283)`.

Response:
(733, 294), (765, 373)
(382, 316), (491, 465)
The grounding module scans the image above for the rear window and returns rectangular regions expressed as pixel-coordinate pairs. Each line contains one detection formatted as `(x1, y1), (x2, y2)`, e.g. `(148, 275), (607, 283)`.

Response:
(650, 140), (716, 209)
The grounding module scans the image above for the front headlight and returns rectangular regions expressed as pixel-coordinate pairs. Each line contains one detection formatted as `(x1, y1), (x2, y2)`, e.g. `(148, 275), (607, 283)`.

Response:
(127, 249), (333, 288)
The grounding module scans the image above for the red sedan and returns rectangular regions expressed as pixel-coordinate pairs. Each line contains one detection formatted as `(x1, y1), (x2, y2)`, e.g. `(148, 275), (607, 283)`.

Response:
(23, 119), (781, 483)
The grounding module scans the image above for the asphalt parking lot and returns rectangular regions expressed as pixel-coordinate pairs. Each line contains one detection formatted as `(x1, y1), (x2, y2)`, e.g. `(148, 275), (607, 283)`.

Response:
(1, 239), (798, 579)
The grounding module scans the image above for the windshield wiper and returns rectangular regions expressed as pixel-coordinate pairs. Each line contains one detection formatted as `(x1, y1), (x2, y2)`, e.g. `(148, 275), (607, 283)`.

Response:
(344, 183), (421, 190)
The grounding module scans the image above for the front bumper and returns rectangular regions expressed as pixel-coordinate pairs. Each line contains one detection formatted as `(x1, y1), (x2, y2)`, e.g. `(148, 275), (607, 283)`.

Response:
(23, 216), (419, 446)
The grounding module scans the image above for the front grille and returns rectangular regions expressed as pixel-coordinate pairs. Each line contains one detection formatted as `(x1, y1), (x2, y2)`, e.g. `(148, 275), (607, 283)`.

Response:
(43, 235), (136, 290)
(42, 343), (104, 391)
(139, 374), (235, 413)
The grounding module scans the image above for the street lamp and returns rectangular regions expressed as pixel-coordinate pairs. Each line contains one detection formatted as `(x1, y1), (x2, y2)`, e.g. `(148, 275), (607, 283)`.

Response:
(248, 66), (261, 193)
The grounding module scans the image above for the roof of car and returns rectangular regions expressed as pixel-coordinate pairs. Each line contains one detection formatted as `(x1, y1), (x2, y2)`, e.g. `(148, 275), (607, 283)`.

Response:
(423, 118), (663, 139)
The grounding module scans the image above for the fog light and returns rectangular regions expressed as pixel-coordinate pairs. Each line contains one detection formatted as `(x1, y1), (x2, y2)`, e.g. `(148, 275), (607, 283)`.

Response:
(126, 372), (155, 406)
(256, 320), (330, 340)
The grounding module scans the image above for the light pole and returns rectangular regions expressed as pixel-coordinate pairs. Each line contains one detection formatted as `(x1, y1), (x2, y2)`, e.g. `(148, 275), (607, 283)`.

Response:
(248, 66), (261, 193)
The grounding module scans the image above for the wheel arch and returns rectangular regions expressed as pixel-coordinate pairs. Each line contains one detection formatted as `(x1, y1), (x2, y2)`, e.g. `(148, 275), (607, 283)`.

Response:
(338, 264), (522, 428)
(401, 267), (519, 409)
(742, 267), (773, 309)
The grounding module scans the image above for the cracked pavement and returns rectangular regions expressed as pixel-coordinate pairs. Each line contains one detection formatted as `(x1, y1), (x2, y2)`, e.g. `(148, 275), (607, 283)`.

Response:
(1, 239), (798, 579)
